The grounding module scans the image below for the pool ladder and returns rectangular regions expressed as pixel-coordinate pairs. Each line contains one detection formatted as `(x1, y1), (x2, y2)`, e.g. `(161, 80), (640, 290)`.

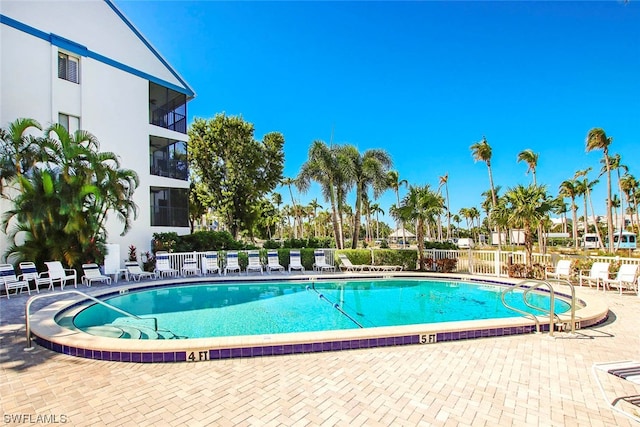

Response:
(501, 279), (577, 337)
(24, 290), (158, 351)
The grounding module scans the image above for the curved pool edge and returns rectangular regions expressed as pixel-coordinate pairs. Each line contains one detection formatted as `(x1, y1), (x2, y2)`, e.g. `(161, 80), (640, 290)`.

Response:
(29, 273), (609, 363)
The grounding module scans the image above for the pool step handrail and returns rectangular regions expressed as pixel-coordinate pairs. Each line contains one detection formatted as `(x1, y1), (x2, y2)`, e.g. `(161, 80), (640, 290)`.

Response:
(501, 279), (576, 337)
(25, 290), (158, 351)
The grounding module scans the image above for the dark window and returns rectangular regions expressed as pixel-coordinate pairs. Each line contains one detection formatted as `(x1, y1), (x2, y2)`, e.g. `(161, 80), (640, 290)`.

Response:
(150, 187), (189, 227)
(149, 137), (188, 181)
(58, 52), (79, 83)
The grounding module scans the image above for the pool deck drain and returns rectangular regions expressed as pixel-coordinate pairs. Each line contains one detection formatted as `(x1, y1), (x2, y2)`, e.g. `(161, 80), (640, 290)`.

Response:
(2, 273), (639, 425)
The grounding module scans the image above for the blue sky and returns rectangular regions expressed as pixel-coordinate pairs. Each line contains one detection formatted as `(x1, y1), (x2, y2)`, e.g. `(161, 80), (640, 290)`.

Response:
(118, 0), (640, 225)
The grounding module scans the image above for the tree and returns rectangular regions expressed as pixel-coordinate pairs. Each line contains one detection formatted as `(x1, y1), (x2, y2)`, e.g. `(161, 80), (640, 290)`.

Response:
(340, 145), (392, 249)
(575, 168), (604, 249)
(586, 128), (614, 252)
(517, 149), (539, 185)
(281, 177), (300, 238)
(386, 170), (408, 247)
(603, 153), (628, 245)
(496, 184), (554, 272)
(297, 140), (347, 249)
(308, 198), (323, 237)
(1, 120), (139, 269)
(471, 136), (501, 248)
(558, 179), (580, 248)
(188, 114), (285, 239)
(620, 174), (639, 232)
(393, 185), (444, 270)
(438, 173), (451, 240)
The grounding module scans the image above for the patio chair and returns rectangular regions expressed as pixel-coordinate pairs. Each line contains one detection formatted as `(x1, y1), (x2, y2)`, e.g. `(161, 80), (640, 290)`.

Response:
(202, 252), (221, 275)
(266, 251), (285, 274)
(0, 263), (31, 299)
(155, 252), (178, 278)
(337, 253), (370, 272)
(313, 250), (335, 273)
(181, 258), (201, 277)
(288, 250), (305, 274)
(125, 261), (155, 281)
(593, 360), (640, 423)
(545, 259), (573, 282)
(369, 263), (404, 272)
(81, 263), (112, 286)
(43, 261), (77, 290)
(19, 262), (54, 292)
(224, 251), (242, 275)
(602, 264), (638, 295)
(246, 250), (263, 275)
(578, 262), (610, 289)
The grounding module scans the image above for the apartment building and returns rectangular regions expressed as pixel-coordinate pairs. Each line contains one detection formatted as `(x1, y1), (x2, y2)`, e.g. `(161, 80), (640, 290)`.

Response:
(0, 0), (195, 265)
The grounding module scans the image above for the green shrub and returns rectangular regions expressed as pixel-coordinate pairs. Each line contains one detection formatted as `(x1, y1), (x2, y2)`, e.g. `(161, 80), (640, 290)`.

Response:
(373, 249), (417, 271)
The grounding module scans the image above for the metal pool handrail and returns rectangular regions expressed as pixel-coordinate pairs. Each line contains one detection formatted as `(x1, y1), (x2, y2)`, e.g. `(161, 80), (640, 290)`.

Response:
(25, 290), (158, 351)
(501, 279), (576, 337)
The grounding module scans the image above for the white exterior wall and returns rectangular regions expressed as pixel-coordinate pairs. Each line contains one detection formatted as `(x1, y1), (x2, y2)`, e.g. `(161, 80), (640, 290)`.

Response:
(0, 0), (193, 266)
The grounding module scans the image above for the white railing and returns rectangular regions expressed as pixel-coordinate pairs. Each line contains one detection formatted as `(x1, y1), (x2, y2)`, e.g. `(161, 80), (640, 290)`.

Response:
(151, 249), (638, 278)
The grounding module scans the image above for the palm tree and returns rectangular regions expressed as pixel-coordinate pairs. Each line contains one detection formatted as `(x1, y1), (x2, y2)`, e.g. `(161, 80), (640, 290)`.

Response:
(438, 173), (451, 240)
(498, 184), (554, 271)
(603, 153), (628, 241)
(558, 179), (580, 248)
(369, 203), (385, 239)
(0, 118), (44, 196)
(471, 137), (500, 248)
(271, 192), (283, 239)
(308, 198), (322, 237)
(393, 185), (444, 269)
(281, 177), (300, 238)
(575, 168), (604, 250)
(297, 141), (345, 248)
(386, 170), (408, 247)
(586, 128), (614, 252)
(340, 145), (392, 249)
(620, 174), (639, 232)
(517, 149), (539, 185)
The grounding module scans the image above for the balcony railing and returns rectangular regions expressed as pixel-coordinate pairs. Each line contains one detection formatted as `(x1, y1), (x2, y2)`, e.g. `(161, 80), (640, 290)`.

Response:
(150, 159), (188, 181)
(150, 107), (187, 134)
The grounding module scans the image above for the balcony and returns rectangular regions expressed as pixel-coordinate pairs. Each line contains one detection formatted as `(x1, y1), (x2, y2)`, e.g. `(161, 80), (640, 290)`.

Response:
(150, 136), (188, 181)
(150, 187), (189, 227)
(149, 82), (187, 134)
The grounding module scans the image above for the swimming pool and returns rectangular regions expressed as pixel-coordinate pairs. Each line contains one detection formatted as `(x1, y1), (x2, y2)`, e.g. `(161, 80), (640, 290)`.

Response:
(30, 274), (608, 363)
(69, 279), (571, 339)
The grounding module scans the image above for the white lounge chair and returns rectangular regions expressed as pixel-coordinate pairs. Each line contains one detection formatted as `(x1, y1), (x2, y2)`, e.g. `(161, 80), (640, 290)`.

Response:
(578, 262), (610, 289)
(337, 253), (370, 272)
(81, 263), (112, 286)
(246, 250), (263, 275)
(288, 250), (305, 274)
(125, 262), (155, 281)
(313, 250), (335, 273)
(224, 251), (241, 275)
(44, 261), (77, 290)
(266, 251), (285, 274)
(155, 252), (178, 278)
(181, 258), (200, 277)
(602, 264), (638, 295)
(0, 263), (31, 298)
(202, 252), (221, 275)
(593, 360), (640, 423)
(545, 259), (573, 282)
(19, 262), (53, 292)
(370, 263), (404, 272)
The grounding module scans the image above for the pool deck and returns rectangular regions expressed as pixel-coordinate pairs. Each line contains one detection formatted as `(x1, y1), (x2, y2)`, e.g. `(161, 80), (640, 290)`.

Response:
(2, 275), (640, 426)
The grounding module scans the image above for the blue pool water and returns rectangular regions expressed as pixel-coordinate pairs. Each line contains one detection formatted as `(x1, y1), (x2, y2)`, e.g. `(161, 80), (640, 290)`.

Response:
(70, 279), (570, 339)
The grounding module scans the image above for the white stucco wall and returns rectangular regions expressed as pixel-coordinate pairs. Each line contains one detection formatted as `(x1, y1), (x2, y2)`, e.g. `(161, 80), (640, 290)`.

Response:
(0, 0), (193, 266)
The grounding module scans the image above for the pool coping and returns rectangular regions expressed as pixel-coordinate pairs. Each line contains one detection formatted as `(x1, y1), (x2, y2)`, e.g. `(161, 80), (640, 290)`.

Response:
(29, 272), (609, 363)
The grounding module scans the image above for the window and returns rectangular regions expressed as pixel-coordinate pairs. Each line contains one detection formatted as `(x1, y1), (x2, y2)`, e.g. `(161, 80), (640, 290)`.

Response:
(58, 52), (79, 83)
(58, 113), (80, 133)
(150, 187), (189, 227)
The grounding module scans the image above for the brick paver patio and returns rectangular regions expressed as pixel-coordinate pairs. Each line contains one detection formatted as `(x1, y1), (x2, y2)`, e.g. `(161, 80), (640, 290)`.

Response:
(1, 283), (639, 426)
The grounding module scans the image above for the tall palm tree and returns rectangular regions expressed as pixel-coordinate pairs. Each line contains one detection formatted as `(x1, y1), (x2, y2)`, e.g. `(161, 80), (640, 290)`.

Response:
(340, 145), (392, 249)
(308, 198), (322, 237)
(281, 177), (300, 238)
(438, 173), (451, 240)
(497, 184), (554, 271)
(369, 203), (384, 239)
(271, 192), (283, 239)
(393, 185), (444, 269)
(297, 141), (345, 248)
(516, 149), (539, 185)
(471, 137), (500, 248)
(558, 179), (580, 248)
(386, 170), (408, 247)
(586, 128), (614, 252)
(620, 174), (639, 232)
(575, 168), (603, 249)
(603, 153), (628, 240)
